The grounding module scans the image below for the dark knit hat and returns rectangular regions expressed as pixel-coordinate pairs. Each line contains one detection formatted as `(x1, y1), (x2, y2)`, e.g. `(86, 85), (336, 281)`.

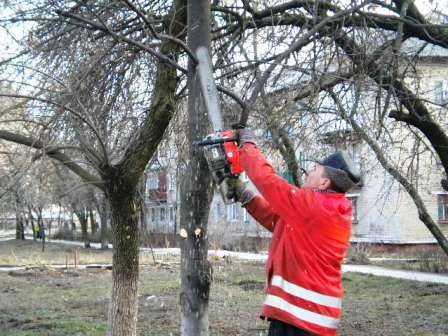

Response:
(317, 151), (362, 193)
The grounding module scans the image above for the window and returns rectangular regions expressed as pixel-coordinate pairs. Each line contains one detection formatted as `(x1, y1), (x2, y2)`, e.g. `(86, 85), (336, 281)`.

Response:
(169, 207), (175, 222)
(351, 142), (361, 167)
(158, 147), (167, 158)
(151, 208), (156, 222)
(216, 202), (223, 217)
(347, 195), (359, 224)
(437, 194), (448, 224)
(227, 204), (238, 221)
(298, 152), (311, 174)
(160, 207), (166, 222)
(434, 80), (448, 104)
(169, 175), (176, 191)
(243, 208), (249, 222)
(148, 174), (159, 190)
(263, 130), (272, 140)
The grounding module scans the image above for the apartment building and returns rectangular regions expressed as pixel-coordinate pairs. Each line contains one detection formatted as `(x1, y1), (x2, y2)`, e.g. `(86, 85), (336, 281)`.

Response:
(144, 40), (448, 248)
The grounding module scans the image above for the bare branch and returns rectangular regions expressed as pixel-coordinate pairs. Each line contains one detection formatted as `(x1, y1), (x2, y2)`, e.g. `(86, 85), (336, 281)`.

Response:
(329, 89), (448, 255)
(121, 0), (197, 63)
(56, 10), (188, 74)
(240, 1), (372, 127)
(0, 130), (104, 189)
(0, 93), (108, 164)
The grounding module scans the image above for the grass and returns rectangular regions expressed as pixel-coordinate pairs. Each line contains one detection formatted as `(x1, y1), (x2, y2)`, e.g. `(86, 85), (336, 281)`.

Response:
(0, 240), (448, 335)
(0, 239), (113, 266)
(2, 319), (107, 336)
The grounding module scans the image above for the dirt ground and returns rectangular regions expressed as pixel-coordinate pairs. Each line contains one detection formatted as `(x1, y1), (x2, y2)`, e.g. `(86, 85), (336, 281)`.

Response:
(0, 240), (447, 336)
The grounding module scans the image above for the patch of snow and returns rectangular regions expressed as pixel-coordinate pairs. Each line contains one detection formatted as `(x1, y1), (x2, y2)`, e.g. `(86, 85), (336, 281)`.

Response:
(343, 264), (448, 285)
(2, 238), (447, 285)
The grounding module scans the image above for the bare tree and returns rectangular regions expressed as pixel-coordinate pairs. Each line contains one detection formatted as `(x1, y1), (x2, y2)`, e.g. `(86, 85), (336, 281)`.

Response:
(0, 1), (187, 335)
(1, 1), (448, 336)
(212, 0), (448, 255)
(178, 1), (214, 335)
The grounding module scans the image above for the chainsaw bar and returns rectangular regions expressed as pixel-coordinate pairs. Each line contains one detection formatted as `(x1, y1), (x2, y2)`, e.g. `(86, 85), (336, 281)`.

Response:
(196, 46), (223, 132)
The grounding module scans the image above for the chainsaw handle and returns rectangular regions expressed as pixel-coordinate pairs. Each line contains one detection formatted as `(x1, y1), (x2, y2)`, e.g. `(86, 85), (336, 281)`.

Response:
(196, 136), (239, 147)
(231, 122), (245, 130)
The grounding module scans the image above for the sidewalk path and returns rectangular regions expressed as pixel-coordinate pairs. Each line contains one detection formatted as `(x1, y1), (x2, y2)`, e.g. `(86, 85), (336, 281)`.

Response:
(342, 264), (448, 285)
(1, 237), (447, 285)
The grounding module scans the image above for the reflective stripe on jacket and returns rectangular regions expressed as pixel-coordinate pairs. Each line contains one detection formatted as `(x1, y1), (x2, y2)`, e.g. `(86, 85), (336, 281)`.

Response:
(240, 144), (352, 336)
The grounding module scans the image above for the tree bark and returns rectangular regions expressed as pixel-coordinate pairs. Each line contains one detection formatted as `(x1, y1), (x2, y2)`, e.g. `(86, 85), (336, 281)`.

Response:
(106, 177), (140, 336)
(138, 176), (148, 231)
(103, 3), (186, 333)
(99, 195), (109, 249)
(180, 1), (214, 335)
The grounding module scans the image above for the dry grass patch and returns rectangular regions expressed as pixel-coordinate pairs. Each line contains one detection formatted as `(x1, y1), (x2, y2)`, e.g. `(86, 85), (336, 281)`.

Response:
(0, 240), (447, 336)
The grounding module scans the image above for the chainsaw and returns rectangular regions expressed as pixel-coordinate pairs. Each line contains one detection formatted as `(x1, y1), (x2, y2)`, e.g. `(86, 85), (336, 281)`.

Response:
(195, 47), (244, 203)
(197, 130), (244, 203)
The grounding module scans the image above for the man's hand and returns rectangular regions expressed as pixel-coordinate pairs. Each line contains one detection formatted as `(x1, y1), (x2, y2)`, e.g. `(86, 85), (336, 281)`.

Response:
(237, 128), (257, 147)
(227, 178), (255, 205)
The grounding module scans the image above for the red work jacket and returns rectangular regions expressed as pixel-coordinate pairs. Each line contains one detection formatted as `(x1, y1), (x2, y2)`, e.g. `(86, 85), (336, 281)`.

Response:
(240, 144), (352, 336)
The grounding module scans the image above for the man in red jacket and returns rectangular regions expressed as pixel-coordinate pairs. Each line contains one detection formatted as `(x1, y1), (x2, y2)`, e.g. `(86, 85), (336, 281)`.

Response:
(232, 129), (361, 336)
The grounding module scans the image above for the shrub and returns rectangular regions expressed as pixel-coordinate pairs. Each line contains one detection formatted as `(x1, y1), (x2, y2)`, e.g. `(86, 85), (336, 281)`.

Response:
(346, 243), (371, 264)
(415, 250), (448, 274)
(139, 230), (178, 248)
(51, 228), (75, 241)
(90, 228), (113, 244)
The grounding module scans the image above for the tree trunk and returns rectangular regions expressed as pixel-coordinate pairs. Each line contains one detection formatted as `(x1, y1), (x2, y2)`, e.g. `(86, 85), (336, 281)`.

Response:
(37, 208), (45, 252)
(81, 216), (90, 248)
(28, 206), (36, 241)
(138, 176), (148, 231)
(41, 221), (46, 252)
(58, 202), (62, 230)
(180, 1), (214, 335)
(15, 212), (24, 240)
(15, 195), (25, 240)
(47, 220), (53, 239)
(89, 207), (97, 235)
(24, 213), (29, 232)
(106, 180), (140, 336)
(74, 207), (90, 248)
(99, 195), (109, 249)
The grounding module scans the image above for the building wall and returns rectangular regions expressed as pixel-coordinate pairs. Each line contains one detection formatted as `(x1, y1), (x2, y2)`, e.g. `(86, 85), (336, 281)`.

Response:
(145, 140), (448, 245)
(349, 58), (448, 243)
(145, 166), (178, 235)
(143, 58), (448, 246)
(342, 138), (448, 243)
